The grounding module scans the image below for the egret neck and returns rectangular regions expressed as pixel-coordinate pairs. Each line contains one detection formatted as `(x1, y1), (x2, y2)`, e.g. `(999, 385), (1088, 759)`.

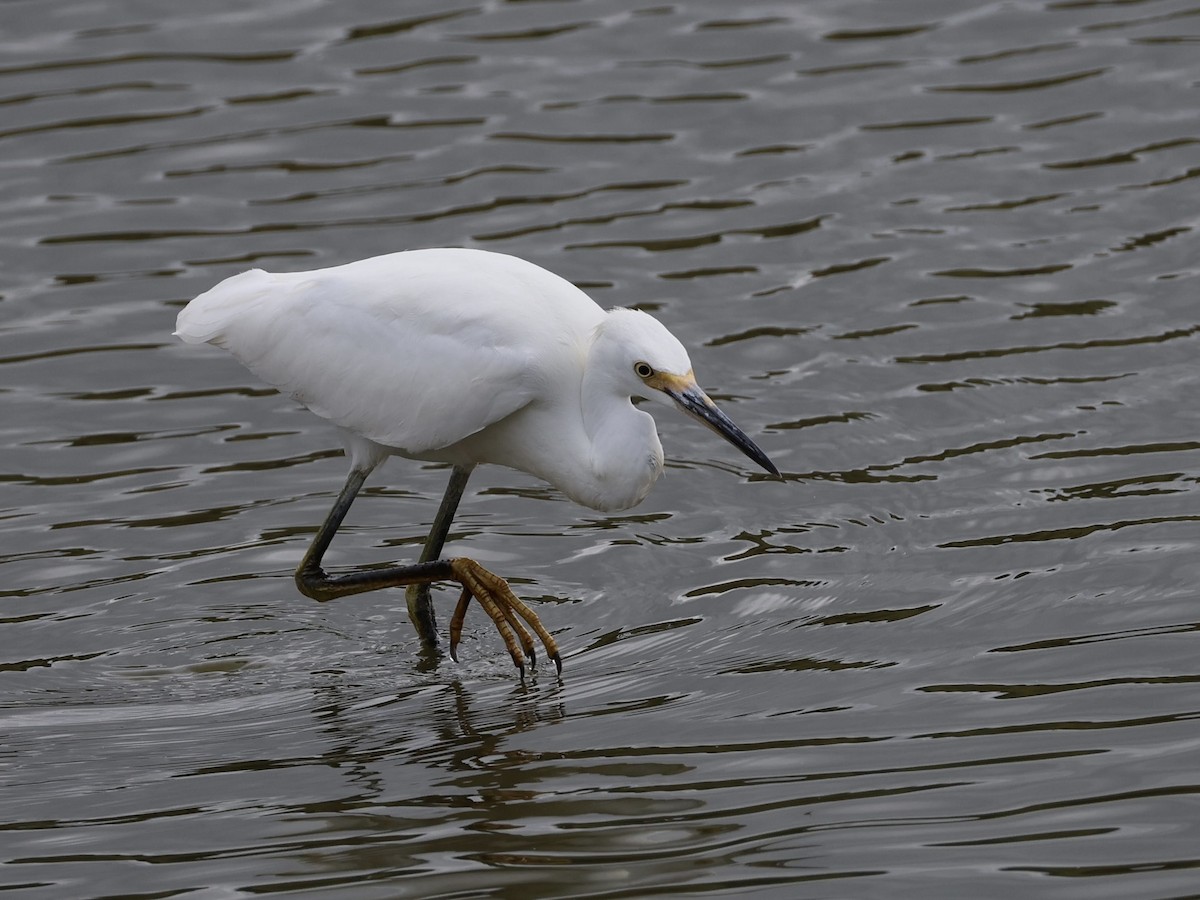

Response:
(579, 329), (665, 513)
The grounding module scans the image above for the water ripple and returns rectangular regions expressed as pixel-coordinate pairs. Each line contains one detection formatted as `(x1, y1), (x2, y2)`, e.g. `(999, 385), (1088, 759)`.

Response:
(3, 0), (1199, 894)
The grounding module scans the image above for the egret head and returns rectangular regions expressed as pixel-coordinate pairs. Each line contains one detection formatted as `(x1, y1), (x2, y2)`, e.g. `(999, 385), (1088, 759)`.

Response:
(598, 309), (780, 477)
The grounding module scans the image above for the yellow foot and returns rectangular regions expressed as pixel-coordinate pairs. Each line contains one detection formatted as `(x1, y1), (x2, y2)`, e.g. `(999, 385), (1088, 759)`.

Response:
(447, 557), (562, 676)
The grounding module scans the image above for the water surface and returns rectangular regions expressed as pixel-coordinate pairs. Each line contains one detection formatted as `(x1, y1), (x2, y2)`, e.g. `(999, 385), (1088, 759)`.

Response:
(2, 1), (1199, 896)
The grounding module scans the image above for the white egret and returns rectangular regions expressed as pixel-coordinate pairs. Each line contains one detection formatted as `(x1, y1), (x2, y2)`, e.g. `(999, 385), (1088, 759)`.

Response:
(176, 248), (778, 674)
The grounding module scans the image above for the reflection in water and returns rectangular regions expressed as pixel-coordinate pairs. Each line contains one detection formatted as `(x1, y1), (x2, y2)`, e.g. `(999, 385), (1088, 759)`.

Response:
(2, 0), (1199, 895)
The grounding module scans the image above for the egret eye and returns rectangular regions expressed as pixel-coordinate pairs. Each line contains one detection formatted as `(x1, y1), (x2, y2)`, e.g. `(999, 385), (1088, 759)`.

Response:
(634, 362), (654, 379)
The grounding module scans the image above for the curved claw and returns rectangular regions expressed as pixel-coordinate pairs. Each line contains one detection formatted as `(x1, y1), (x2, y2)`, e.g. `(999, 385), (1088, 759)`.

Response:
(448, 585), (472, 663)
(448, 557), (562, 675)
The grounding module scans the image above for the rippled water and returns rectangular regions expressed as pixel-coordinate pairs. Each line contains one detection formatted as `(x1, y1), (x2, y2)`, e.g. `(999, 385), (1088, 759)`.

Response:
(3, 0), (1199, 896)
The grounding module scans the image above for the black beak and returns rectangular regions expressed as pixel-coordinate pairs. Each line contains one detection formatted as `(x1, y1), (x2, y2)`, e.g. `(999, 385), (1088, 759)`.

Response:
(668, 384), (780, 477)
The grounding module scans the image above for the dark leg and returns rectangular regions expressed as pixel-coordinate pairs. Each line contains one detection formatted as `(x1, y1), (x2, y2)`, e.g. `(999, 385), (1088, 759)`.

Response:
(294, 463), (561, 675)
(406, 465), (473, 645)
(295, 465), (370, 597)
(295, 464), (455, 602)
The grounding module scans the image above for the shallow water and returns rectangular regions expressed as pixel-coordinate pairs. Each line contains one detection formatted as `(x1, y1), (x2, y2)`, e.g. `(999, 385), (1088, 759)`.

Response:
(3, 0), (1199, 896)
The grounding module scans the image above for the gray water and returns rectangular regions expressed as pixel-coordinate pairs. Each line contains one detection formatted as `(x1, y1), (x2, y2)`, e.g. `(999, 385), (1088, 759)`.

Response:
(3, 1), (1199, 897)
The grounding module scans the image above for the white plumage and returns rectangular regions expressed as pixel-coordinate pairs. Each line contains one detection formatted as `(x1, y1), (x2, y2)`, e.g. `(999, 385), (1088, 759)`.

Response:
(176, 247), (777, 672)
(177, 247), (708, 511)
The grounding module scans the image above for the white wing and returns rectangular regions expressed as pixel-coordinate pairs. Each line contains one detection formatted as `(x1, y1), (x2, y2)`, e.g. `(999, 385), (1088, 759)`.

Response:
(175, 249), (602, 454)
